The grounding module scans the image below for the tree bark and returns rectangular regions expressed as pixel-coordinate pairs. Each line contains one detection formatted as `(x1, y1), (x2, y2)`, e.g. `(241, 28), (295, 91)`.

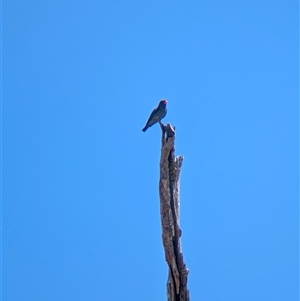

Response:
(159, 123), (190, 301)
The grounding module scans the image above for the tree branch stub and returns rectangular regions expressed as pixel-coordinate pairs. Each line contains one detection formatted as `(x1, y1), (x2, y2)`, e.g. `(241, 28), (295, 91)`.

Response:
(159, 123), (190, 301)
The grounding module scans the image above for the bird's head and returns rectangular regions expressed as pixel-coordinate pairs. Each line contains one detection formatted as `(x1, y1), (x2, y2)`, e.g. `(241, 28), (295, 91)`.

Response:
(159, 100), (168, 108)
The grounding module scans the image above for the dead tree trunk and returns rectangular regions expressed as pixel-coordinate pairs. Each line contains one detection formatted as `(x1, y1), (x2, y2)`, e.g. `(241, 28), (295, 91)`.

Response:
(159, 123), (190, 301)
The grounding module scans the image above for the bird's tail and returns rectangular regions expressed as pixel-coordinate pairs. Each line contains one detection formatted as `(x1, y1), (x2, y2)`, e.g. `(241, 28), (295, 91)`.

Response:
(142, 126), (148, 132)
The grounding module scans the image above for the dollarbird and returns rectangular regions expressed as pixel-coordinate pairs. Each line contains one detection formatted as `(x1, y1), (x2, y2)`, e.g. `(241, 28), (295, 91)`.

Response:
(142, 100), (167, 132)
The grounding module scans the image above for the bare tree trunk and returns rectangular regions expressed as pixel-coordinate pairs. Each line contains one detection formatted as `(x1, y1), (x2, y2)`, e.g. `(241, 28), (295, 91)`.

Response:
(159, 123), (190, 301)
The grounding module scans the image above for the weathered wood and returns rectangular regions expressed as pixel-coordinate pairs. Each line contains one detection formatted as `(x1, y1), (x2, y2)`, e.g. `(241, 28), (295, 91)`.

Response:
(159, 123), (190, 301)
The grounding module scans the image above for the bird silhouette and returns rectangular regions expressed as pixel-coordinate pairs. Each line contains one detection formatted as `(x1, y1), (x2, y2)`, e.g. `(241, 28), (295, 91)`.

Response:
(142, 100), (167, 132)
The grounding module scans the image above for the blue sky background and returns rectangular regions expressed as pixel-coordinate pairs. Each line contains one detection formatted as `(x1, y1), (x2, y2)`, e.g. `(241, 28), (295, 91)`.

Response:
(3, 1), (299, 300)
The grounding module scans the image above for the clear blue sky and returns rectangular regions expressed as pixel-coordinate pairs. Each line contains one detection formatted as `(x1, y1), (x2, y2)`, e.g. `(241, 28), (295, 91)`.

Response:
(3, 1), (299, 300)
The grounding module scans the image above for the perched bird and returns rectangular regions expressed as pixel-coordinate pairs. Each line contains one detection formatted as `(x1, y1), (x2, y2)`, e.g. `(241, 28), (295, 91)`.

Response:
(142, 100), (168, 132)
